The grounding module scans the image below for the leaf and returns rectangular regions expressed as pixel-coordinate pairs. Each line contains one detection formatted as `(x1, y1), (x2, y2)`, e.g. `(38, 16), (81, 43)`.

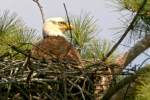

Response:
(0, 10), (38, 59)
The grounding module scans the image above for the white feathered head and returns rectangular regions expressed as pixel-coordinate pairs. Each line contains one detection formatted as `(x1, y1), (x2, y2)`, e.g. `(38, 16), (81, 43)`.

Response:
(43, 17), (73, 37)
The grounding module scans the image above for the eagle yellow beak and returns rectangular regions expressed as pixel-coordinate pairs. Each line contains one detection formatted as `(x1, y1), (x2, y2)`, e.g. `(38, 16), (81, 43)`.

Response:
(64, 23), (73, 31)
(59, 22), (73, 32)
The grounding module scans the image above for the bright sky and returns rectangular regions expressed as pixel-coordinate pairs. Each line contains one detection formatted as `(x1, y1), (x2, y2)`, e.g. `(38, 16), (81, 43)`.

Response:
(0, 0), (149, 65)
(0, 0), (121, 39)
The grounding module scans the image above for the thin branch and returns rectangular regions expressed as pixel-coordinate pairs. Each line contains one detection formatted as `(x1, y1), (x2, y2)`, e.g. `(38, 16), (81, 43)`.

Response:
(112, 40), (150, 58)
(123, 35), (150, 67)
(68, 79), (86, 100)
(101, 74), (137, 100)
(123, 83), (131, 100)
(33, 0), (45, 23)
(139, 58), (150, 68)
(25, 52), (33, 83)
(102, 0), (147, 61)
(63, 3), (73, 44)
(63, 3), (76, 60)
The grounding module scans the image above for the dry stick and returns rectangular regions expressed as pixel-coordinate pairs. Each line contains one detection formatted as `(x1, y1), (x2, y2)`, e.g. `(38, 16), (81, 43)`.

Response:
(63, 3), (73, 44)
(68, 79), (86, 100)
(102, 0), (147, 61)
(13, 51), (32, 99)
(63, 75), (67, 100)
(26, 70), (33, 89)
(63, 3), (74, 59)
(33, 0), (46, 38)
(25, 52), (33, 83)
(123, 83), (131, 100)
(33, 0), (45, 23)
(24, 52), (33, 100)
(101, 74), (137, 100)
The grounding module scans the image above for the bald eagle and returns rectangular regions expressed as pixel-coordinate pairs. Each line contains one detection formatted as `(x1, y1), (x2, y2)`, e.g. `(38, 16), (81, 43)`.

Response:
(31, 17), (83, 68)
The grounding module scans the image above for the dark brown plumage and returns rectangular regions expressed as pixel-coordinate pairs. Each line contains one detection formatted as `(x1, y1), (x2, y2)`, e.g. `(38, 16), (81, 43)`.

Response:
(31, 17), (83, 68)
(31, 36), (82, 68)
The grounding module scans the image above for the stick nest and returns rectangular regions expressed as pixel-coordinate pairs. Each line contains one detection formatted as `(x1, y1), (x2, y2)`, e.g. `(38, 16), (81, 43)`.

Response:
(0, 57), (113, 100)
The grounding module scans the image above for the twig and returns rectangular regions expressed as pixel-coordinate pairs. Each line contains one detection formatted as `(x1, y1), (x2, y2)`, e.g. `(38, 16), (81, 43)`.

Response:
(26, 51), (33, 83)
(63, 75), (67, 100)
(69, 75), (85, 91)
(101, 74), (137, 100)
(123, 83), (131, 100)
(68, 79), (86, 100)
(139, 57), (150, 68)
(63, 3), (73, 44)
(33, 0), (45, 23)
(123, 34), (150, 67)
(63, 3), (76, 59)
(102, 0), (147, 61)
(33, 0), (46, 38)
(21, 56), (31, 74)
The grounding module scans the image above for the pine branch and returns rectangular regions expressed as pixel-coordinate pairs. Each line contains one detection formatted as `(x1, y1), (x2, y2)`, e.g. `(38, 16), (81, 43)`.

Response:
(102, 0), (147, 61)
(124, 35), (150, 67)
(101, 74), (136, 100)
(111, 34), (150, 74)
(102, 64), (150, 100)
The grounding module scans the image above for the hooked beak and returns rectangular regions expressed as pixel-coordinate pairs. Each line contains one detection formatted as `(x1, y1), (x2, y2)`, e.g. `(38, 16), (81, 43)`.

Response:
(64, 23), (73, 31)
(59, 22), (73, 32)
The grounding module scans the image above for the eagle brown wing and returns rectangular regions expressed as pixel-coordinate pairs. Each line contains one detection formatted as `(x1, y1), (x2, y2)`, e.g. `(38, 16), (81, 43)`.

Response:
(31, 36), (82, 66)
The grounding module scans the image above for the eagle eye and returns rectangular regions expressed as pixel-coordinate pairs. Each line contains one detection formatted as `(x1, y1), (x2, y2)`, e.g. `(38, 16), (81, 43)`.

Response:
(58, 22), (66, 25)
(51, 21), (56, 24)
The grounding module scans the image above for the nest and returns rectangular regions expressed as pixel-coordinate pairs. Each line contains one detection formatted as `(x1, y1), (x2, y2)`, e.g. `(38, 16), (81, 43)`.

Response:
(0, 56), (114, 100)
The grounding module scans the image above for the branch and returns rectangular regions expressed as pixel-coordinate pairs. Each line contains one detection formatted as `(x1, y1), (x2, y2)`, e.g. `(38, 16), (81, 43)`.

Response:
(33, 0), (45, 23)
(112, 34), (150, 74)
(102, 64), (150, 100)
(102, 0), (147, 61)
(101, 74), (136, 100)
(124, 35), (150, 67)
(63, 3), (80, 64)
(63, 3), (73, 44)
(68, 79), (86, 100)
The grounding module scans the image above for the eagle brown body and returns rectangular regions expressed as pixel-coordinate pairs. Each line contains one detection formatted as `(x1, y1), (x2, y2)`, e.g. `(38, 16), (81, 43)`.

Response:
(32, 36), (82, 66)
(31, 17), (83, 68)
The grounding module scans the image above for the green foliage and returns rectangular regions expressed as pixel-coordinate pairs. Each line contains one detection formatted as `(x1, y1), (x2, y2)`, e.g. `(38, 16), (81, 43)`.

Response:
(0, 10), (37, 59)
(66, 13), (97, 49)
(81, 39), (116, 62)
(121, 0), (150, 15)
(102, 65), (150, 100)
(121, 0), (150, 25)
(66, 13), (117, 63)
(114, 0), (150, 41)
(130, 65), (150, 100)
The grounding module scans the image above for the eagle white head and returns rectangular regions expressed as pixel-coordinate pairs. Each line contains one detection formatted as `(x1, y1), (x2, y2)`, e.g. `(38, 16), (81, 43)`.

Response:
(43, 17), (72, 38)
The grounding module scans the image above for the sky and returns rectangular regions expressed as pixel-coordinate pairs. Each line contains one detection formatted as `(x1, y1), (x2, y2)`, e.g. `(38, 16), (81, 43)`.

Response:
(0, 0), (121, 39)
(0, 0), (149, 65)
